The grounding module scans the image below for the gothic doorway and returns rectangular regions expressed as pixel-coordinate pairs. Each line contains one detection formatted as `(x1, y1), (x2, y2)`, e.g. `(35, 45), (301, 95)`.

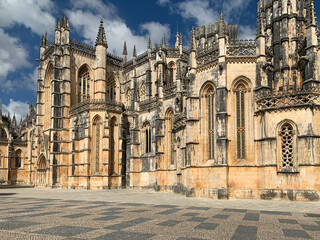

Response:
(37, 155), (46, 186)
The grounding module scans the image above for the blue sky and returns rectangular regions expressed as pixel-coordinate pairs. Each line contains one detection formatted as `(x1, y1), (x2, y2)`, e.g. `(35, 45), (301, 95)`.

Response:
(0, 0), (319, 121)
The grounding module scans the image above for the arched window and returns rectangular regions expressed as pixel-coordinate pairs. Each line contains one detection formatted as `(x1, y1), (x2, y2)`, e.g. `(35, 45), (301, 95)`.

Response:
(15, 150), (22, 168)
(125, 89), (131, 107)
(278, 122), (297, 172)
(142, 122), (152, 154)
(109, 117), (117, 175)
(166, 62), (175, 87)
(92, 116), (102, 174)
(140, 82), (147, 101)
(78, 66), (91, 102)
(236, 84), (246, 159)
(201, 83), (215, 160)
(165, 109), (174, 167)
(106, 76), (116, 101)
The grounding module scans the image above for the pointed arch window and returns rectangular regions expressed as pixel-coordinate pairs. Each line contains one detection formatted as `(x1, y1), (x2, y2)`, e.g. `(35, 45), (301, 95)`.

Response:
(92, 116), (102, 174)
(140, 82), (147, 101)
(278, 122), (297, 172)
(125, 89), (131, 107)
(236, 84), (246, 159)
(165, 109), (174, 166)
(201, 83), (215, 160)
(107, 77), (116, 101)
(142, 122), (152, 154)
(15, 150), (22, 168)
(78, 67), (90, 102)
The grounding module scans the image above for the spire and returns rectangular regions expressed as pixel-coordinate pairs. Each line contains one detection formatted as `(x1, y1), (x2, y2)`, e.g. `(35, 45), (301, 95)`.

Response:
(179, 33), (182, 46)
(133, 45), (137, 58)
(29, 102), (34, 113)
(61, 12), (66, 28)
(45, 32), (48, 46)
(95, 19), (107, 46)
(175, 32), (180, 48)
(41, 35), (45, 46)
(12, 113), (16, 128)
(122, 41), (127, 55)
(55, 16), (60, 31)
(162, 33), (166, 47)
(219, 12), (225, 37)
(148, 36), (152, 49)
(190, 27), (196, 51)
(66, 18), (69, 30)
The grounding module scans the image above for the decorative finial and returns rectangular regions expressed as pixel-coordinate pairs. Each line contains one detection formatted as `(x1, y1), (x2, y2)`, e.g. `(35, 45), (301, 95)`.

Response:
(95, 19), (107, 46)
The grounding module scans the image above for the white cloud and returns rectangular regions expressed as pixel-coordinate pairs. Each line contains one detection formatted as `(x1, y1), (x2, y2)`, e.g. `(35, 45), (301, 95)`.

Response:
(0, 0), (55, 36)
(157, 0), (170, 6)
(177, 0), (218, 26)
(238, 25), (256, 39)
(2, 99), (29, 122)
(222, 0), (252, 22)
(140, 22), (171, 46)
(0, 28), (31, 92)
(66, 0), (171, 56)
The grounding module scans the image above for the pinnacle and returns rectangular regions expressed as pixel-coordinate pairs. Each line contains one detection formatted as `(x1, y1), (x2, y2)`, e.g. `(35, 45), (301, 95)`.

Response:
(95, 19), (107, 46)
(133, 45), (137, 57)
(148, 36), (152, 49)
(123, 41), (127, 55)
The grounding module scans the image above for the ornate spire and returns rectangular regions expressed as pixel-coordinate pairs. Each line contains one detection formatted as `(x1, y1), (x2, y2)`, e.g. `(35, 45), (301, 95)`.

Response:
(219, 12), (225, 37)
(162, 33), (166, 47)
(12, 113), (16, 128)
(148, 36), (152, 49)
(95, 19), (107, 46)
(179, 33), (182, 45)
(133, 45), (137, 57)
(190, 27), (196, 51)
(55, 16), (60, 31)
(122, 41), (127, 55)
(175, 32), (180, 48)
(65, 18), (70, 30)
(61, 12), (66, 28)
(45, 32), (48, 46)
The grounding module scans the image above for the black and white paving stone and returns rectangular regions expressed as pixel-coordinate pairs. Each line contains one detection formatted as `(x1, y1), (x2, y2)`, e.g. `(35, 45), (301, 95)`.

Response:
(0, 189), (320, 239)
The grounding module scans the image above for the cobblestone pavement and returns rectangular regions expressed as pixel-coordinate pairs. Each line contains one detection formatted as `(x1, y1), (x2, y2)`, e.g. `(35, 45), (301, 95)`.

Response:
(0, 188), (320, 239)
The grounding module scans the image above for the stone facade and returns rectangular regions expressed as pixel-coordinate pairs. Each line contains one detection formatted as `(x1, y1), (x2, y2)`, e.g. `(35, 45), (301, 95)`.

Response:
(1, 0), (320, 201)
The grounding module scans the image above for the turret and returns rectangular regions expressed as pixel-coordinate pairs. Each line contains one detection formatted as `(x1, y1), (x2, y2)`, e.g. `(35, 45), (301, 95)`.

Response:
(122, 41), (127, 63)
(95, 19), (107, 100)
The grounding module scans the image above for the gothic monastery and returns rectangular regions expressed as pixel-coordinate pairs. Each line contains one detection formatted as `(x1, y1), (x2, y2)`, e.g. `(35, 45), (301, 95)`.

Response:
(1, 0), (320, 201)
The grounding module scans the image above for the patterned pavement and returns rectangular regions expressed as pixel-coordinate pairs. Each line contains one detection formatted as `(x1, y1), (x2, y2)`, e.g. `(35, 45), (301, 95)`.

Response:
(1, 193), (320, 239)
